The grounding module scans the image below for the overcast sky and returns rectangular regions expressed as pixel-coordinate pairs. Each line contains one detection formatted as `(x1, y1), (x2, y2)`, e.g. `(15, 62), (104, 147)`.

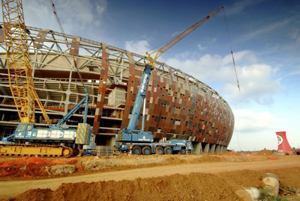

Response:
(5, 0), (299, 151)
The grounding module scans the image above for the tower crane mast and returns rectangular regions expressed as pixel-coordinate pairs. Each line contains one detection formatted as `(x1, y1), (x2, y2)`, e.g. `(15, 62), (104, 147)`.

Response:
(1, 0), (50, 123)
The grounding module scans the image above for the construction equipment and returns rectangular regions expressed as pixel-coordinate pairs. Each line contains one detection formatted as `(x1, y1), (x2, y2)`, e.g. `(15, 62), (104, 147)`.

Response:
(0, 0), (95, 157)
(0, 88), (95, 157)
(115, 6), (224, 155)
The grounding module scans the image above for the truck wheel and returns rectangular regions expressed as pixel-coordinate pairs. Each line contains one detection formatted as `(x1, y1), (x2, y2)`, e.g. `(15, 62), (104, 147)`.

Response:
(179, 149), (186, 155)
(142, 146), (151, 155)
(132, 146), (142, 155)
(155, 147), (163, 155)
(62, 148), (73, 158)
(164, 146), (173, 155)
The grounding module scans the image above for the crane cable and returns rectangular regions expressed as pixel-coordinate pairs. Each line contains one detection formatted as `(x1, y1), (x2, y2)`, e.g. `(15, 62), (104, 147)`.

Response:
(48, 0), (85, 88)
(223, 7), (241, 92)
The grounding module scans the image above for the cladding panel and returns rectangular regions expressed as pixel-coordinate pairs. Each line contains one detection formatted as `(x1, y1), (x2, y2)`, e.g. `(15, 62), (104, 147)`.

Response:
(118, 64), (234, 146)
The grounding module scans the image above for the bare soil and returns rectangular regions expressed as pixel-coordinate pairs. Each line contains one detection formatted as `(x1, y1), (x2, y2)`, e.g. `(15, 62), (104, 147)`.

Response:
(0, 152), (299, 201)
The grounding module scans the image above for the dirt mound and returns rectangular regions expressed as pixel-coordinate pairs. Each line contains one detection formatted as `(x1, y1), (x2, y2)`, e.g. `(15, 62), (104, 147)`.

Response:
(0, 155), (224, 180)
(13, 173), (239, 201)
(190, 155), (224, 163)
(0, 157), (78, 178)
(0, 154), (285, 181)
(256, 150), (274, 155)
(11, 167), (300, 201)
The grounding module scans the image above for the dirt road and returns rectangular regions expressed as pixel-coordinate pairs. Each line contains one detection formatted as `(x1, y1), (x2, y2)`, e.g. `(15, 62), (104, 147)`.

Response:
(0, 155), (299, 200)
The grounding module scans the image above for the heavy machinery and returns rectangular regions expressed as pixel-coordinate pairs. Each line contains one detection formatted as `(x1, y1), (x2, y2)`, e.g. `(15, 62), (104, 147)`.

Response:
(115, 6), (224, 155)
(0, 0), (95, 157)
(0, 89), (94, 157)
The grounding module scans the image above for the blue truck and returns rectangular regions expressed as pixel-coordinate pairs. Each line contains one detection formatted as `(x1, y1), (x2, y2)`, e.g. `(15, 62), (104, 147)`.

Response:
(114, 65), (193, 155)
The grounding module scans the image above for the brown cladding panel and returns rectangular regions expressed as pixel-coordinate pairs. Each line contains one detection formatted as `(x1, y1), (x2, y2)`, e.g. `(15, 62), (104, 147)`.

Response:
(93, 43), (109, 134)
(119, 65), (234, 146)
(33, 29), (49, 49)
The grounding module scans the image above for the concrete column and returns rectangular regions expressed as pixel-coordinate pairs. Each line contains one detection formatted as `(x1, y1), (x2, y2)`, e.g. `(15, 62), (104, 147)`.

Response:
(215, 145), (221, 153)
(193, 142), (202, 155)
(158, 138), (167, 143)
(220, 146), (227, 153)
(210, 144), (216, 154)
(204, 143), (210, 153)
(108, 136), (115, 147)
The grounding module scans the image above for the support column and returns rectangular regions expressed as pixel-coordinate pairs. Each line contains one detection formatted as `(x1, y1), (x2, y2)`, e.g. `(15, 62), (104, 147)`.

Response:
(193, 142), (202, 155)
(210, 144), (216, 154)
(93, 43), (109, 135)
(121, 51), (136, 129)
(204, 143), (210, 153)
(108, 136), (116, 147)
(215, 145), (221, 153)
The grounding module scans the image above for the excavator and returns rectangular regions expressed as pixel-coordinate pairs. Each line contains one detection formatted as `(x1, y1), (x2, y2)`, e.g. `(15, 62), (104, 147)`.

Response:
(115, 6), (224, 155)
(0, 0), (95, 157)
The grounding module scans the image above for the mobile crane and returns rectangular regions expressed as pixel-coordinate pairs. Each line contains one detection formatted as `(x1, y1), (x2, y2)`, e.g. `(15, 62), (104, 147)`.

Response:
(0, 0), (94, 157)
(115, 6), (224, 155)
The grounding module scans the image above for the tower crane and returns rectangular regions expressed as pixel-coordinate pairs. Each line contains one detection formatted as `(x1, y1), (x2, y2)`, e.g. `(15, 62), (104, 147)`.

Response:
(115, 6), (224, 155)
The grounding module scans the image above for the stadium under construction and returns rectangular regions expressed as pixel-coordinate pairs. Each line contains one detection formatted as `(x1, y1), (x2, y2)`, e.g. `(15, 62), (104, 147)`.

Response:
(0, 26), (234, 154)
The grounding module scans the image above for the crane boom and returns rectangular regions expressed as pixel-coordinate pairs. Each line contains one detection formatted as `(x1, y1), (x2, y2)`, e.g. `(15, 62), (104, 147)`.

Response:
(1, 0), (51, 123)
(122, 6), (223, 137)
(146, 6), (223, 67)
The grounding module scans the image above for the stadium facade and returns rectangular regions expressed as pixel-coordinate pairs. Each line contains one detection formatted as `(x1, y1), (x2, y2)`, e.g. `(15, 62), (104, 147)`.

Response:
(0, 26), (234, 154)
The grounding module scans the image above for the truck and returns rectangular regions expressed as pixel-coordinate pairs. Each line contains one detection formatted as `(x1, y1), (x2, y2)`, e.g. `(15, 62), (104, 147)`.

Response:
(114, 64), (193, 155)
(115, 138), (193, 155)
(0, 88), (96, 157)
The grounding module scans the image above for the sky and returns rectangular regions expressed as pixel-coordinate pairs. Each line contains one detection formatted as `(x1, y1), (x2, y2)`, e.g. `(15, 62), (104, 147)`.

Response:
(4, 0), (300, 151)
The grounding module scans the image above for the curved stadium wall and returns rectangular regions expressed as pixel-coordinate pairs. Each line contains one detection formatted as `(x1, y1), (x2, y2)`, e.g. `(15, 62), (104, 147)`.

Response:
(0, 26), (234, 152)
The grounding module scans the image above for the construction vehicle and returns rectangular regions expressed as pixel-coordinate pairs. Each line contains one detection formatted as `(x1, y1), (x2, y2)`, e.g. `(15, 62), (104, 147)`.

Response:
(0, 0), (95, 157)
(115, 6), (224, 155)
(0, 88), (95, 157)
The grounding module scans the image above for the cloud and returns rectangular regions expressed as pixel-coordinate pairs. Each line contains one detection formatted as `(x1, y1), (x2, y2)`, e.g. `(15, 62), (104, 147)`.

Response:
(233, 109), (277, 133)
(224, 64), (280, 105)
(228, 109), (280, 151)
(225, 0), (266, 16)
(165, 50), (280, 105)
(197, 44), (206, 51)
(235, 19), (290, 43)
(282, 69), (300, 78)
(96, 0), (107, 15)
(20, 0), (107, 34)
(52, 0), (107, 32)
(124, 40), (150, 55)
(290, 27), (300, 44)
